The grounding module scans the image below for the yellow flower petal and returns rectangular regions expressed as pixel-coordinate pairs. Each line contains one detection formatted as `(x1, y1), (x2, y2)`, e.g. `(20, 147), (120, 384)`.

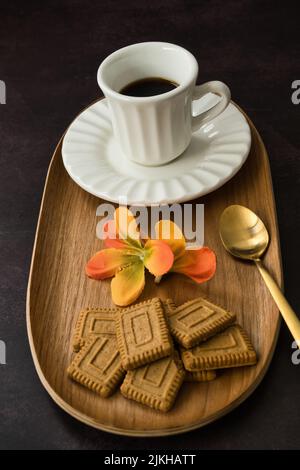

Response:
(111, 261), (145, 306)
(114, 206), (142, 248)
(144, 239), (174, 276)
(155, 220), (186, 259)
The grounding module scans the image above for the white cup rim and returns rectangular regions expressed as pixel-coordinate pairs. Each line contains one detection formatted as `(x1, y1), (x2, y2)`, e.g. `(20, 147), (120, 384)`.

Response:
(97, 41), (198, 102)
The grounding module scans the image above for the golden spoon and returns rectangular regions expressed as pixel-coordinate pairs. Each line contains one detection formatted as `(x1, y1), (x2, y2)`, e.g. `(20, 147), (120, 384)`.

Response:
(219, 204), (300, 347)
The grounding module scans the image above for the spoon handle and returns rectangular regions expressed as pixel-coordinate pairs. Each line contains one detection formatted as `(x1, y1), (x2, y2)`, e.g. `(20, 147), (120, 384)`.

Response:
(255, 259), (300, 347)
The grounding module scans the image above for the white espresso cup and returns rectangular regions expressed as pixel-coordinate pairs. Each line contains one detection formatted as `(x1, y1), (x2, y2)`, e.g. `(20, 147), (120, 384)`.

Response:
(97, 42), (231, 166)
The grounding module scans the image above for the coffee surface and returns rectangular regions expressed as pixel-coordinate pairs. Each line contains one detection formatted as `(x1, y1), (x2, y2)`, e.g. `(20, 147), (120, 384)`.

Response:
(120, 77), (178, 97)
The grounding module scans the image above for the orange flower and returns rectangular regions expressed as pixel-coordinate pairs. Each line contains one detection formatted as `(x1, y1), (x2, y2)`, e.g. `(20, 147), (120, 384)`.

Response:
(86, 207), (174, 306)
(86, 208), (216, 306)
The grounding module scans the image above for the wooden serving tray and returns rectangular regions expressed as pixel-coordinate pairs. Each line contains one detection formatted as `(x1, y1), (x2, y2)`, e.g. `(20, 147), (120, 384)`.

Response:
(27, 104), (282, 436)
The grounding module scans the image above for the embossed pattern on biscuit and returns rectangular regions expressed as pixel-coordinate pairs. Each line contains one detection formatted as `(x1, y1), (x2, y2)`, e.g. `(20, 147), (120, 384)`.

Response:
(68, 335), (125, 397)
(116, 298), (173, 370)
(120, 352), (185, 412)
(185, 369), (217, 382)
(164, 297), (236, 348)
(181, 324), (257, 371)
(72, 307), (118, 352)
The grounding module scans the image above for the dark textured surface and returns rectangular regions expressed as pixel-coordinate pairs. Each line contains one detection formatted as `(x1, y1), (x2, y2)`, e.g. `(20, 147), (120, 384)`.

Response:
(0, 0), (300, 450)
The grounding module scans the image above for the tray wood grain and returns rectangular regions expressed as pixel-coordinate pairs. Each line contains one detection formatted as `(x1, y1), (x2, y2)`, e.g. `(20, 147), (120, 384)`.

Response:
(27, 104), (282, 436)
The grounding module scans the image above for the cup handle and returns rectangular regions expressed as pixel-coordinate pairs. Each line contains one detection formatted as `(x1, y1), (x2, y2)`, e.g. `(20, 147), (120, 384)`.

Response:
(192, 81), (231, 132)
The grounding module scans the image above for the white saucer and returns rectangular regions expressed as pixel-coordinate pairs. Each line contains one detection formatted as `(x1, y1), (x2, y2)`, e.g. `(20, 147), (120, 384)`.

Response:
(62, 96), (251, 205)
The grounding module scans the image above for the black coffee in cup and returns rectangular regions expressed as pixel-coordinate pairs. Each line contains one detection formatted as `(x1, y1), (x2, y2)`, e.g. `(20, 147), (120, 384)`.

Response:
(120, 77), (178, 97)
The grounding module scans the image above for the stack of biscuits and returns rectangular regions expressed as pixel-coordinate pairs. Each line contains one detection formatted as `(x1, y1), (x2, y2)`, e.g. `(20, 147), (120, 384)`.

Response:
(67, 297), (257, 412)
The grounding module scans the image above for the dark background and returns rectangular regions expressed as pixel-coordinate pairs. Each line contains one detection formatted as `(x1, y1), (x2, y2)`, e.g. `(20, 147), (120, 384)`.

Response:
(0, 0), (299, 450)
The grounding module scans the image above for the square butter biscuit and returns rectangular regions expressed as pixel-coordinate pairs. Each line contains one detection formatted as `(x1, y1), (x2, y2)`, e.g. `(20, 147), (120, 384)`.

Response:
(164, 297), (236, 348)
(181, 324), (257, 371)
(67, 335), (125, 397)
(120, 352), (185, 412)
(72, 307), (118, 352)
(116, 298), (173, 370)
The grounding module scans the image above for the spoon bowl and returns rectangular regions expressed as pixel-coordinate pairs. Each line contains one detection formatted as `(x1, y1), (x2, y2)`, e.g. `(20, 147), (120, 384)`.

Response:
(219, 205), (269, 260)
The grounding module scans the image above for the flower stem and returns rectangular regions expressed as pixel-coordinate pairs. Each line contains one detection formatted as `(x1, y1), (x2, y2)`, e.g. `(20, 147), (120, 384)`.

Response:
(154, 275), (162, 284)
